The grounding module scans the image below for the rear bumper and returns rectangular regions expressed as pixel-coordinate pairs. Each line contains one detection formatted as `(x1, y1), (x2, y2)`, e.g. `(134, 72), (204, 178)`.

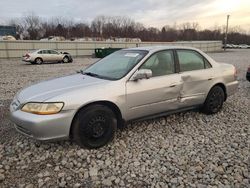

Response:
(22, 57), (32, 62)
(226, 80), (239, 97)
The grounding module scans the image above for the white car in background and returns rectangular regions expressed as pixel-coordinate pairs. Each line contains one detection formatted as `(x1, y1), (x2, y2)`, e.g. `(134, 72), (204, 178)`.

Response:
(238, 44), (249, 49)
(0, 35), (16, 41)
(22, 49), (73, 64)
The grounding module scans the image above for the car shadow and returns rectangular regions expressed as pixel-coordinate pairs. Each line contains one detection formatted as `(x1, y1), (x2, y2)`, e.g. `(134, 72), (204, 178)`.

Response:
(23, 61), (66, 65)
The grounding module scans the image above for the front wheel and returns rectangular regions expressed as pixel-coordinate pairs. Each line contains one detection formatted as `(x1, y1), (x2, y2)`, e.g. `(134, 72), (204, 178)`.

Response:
(202, 86), (225, 114)
(62, 56), (69, 63)
(71, 105), (117, 149)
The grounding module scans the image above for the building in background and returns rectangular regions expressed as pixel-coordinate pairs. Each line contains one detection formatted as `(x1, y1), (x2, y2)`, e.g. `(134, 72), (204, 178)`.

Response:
(0, 25), (16, 37)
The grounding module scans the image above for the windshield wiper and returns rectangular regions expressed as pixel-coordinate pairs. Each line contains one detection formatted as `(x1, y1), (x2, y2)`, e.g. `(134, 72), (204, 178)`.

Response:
(79, 71), (101, 78)
(77, 70), (113, 80)
(83, 72), (100, 77)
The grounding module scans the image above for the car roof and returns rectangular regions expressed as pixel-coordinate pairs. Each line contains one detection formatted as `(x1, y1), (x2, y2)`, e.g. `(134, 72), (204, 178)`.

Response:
(125, 45), (199, 52)
(31, 49), (58, 53)
(36, 49), (57, 51)
(123, 45), (218, 67)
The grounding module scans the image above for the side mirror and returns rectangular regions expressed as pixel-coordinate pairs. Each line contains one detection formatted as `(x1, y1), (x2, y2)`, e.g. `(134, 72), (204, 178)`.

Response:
(131, 69), (152, 81)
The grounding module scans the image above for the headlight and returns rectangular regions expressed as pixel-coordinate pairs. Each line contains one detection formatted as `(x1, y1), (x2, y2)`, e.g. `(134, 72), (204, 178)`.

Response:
(21, 102), (64, 115)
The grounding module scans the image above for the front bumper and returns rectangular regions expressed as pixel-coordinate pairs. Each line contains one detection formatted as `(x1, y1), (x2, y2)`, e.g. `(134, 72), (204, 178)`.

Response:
(226, 80), (239, 97)
(10, 109), (76, 141)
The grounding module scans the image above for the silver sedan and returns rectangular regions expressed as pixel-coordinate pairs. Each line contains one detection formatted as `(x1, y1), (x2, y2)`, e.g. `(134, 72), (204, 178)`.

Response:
(22, 49), (73, 64)
(10, 46), (238, 148)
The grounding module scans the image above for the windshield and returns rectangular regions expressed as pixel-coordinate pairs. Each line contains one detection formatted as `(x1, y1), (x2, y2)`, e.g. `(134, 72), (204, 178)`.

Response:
(82, 50), (148, 80)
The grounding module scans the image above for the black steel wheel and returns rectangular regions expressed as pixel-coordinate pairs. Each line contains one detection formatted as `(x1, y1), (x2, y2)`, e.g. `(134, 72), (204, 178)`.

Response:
(202, 86), (225, 114)
(72, 105), (117, 149)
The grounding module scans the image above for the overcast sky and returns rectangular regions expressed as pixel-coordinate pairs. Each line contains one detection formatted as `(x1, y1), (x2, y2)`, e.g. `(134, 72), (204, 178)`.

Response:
(0, 0), (250, 31)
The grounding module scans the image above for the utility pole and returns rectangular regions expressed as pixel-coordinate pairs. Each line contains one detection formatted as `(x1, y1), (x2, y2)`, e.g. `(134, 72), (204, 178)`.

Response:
(224, 15), (230, 51)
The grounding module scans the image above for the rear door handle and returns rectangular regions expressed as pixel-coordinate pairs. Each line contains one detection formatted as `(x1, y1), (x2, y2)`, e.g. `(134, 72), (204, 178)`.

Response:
(169, 82), (180, 87)
(170, 84), (176, 88)
(208, 77), (213, 80)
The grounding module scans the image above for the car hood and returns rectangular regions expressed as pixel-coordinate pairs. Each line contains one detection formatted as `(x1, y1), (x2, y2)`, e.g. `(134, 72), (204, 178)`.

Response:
(17, 74), (108, 103)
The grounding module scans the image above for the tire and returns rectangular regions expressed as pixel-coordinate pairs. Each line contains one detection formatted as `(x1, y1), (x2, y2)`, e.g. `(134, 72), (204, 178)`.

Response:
(202, 86), (225, 114)
(72, 105), (117, 149)
(35, 58), (43, 65)
(62, 56), (69, 63)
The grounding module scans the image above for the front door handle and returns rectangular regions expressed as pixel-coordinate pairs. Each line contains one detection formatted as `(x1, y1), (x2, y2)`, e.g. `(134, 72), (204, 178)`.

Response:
(208, 77), (213, 80)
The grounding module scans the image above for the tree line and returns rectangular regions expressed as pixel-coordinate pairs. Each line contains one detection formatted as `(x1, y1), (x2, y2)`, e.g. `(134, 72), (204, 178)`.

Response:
(8, 13), (250, 44)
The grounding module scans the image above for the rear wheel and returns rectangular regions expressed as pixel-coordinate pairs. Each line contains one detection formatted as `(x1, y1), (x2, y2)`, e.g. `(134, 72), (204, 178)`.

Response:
(202, 86), (225, 114)
(72, 105), (117, 149)
(35, 58), (43, 65)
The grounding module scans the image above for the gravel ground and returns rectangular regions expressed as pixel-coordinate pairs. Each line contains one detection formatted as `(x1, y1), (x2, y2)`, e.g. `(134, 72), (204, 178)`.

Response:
(0, 50), (249, 187)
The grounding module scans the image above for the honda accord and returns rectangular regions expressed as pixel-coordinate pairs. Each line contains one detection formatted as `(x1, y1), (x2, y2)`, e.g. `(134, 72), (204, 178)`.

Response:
(10, 46), (238, 148)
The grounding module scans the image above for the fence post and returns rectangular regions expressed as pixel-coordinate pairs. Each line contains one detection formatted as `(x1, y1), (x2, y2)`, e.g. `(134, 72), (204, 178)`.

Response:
(75, 42), (78, 57)
(32, 41), (35, 50)
(4, 41), (9, 59)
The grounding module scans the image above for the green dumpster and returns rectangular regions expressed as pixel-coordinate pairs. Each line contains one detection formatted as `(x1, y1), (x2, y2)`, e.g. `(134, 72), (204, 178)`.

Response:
(95, 48), (122, 58)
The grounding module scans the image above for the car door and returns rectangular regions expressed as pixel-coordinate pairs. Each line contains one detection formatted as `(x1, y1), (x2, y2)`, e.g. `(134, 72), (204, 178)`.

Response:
(40, 50), (51, 62)
(50, 50), (62, 61)
(126, 50), (183, 120)
(176, 49), (214, 107)
(36, 50), (46, 61)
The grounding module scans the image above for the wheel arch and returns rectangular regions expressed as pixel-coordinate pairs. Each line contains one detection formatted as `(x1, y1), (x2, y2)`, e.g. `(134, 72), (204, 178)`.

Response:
(34, 57), (43, 62)
(209, 83), (227, 101)
(62, 55), (71, 63)
(69, 100), (124, 138)
(63, 55), (70, 60)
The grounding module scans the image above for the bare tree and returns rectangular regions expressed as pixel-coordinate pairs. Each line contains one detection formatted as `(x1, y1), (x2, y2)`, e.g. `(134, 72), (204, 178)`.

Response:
(22, 12), (42, 40)
(5, 14), (250, 44)
(8, 19), (24, 39)
(91, 16), (107, 38)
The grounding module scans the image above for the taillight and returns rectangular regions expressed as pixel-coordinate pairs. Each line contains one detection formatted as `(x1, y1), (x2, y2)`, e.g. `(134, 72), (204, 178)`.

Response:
(247, 66), (250, 72)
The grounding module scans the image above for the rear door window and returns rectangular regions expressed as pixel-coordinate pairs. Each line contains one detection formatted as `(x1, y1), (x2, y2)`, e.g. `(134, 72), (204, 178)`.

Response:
(177, 50), (210, 72)
(50, 50), (59, 54)
(40, 50), (49, 54)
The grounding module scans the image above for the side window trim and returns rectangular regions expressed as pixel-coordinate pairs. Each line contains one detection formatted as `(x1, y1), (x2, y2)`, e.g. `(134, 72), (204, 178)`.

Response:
(203, 57), (212, 69)
(173, 50), (180, 73)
